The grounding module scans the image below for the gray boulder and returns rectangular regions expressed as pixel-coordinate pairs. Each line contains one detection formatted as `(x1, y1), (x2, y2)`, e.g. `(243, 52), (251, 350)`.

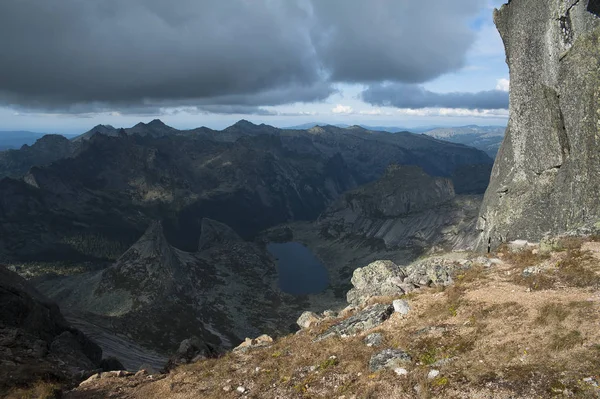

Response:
(296, 311), (322, 329)
(369, 349), (412, 372)
(364, 333), (384, 347)
(393, 299), (410, 315)
(404, 257), (465, 288)
(316, 303), (394, 341)
(346, 260), (406, 306)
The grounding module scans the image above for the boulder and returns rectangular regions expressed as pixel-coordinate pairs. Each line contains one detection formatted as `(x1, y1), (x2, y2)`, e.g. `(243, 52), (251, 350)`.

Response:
(296, 311), (322, 329)
(369, 349), (412, 372)
(346, 260), (407, 306)
(316, 304), (394, 341)
(233, 334), (274, 353)
(364, 333), (384, 347)
(393, 299), (410, 315)
(404, 257), (465, 288)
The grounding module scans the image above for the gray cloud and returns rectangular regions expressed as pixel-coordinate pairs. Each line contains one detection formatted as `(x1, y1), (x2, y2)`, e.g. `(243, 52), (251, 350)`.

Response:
(361, 83), (509, 110)
(0, 0), (484, 113)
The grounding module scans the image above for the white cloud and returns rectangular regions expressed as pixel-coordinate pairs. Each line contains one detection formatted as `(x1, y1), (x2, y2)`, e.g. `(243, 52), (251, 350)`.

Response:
(495, 78), (510, 92)
(396, 107), (509, 118)
(359, 109), (392, 116)
(332, 104), (354, 114)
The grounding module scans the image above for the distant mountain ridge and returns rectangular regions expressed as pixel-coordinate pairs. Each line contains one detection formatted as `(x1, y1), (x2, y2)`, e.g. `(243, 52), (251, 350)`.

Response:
(0, 119), (492, 263)
(0, 130), (76, 151)
(423, 125), (505, 158)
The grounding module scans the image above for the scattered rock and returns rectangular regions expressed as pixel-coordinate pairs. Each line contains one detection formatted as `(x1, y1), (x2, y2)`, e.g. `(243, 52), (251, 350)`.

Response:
(369, 349), (412, 372)
(393, 299), (410, 315)
(100, 370), (132, 379)
(236, 386), (246, 393)
(508, 240), (537, 253)
(404, 257), (466, 288)
(322, 310), (337, 319)
(339, 306), (357, 318)
(138, 364), (159, 375)
(364, 333), (384, 347)
(394, 368), (409, 377)
(297, 311), (322, 329)
(234, 334), (274, 353)
(347, 260), (406, 306)
(522, 266), (543, 277)
(80, 373), (101, 385)
(428, 369), (440, 380)
(135, 369), (149, 377)
(316, 304), (394, 341)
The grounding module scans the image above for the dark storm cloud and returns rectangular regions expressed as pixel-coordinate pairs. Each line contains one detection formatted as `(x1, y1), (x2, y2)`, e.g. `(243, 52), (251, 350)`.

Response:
(0, 0), (484, 112)
(361, 83), (509, 110)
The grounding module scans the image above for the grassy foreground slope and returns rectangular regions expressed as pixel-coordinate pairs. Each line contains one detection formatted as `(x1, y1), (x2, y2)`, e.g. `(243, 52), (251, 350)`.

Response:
(17, 236), (600, 399)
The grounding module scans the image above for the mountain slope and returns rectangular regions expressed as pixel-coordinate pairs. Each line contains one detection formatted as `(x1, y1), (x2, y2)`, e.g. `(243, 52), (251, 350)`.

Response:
(423, 125), (505, 158)
(318, 165), (481, 253)
(0, 266), (106, 396)
(33, 220), (309, 368)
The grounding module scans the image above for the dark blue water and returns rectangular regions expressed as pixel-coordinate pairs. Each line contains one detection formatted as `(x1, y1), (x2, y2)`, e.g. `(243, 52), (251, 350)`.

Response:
(267, 242), (329, 295)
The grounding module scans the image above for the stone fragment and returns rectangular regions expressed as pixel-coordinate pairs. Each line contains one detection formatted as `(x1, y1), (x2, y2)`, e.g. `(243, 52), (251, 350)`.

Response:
(393, 299), (410, 315)
(364, 333), (384, 347)
(369, 349), (412, 372)
(296, 311), (322, 329)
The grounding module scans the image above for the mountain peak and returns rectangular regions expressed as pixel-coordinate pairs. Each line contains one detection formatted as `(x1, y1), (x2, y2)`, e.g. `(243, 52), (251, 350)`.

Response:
(112, 221), (182, 280)
(147, 119), (168, 128)
(232, 119), (257, 128)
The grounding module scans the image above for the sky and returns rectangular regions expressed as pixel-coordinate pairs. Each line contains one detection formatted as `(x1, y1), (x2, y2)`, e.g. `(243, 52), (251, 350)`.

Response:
(0, 0), (509, 134)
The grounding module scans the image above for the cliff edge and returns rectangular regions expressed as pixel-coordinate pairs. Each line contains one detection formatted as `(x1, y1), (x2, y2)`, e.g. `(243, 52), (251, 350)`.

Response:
(478, 0), (600, 248)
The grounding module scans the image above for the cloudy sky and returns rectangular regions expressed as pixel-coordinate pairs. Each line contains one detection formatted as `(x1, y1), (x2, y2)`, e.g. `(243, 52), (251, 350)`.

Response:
(0, 0), (508, 134)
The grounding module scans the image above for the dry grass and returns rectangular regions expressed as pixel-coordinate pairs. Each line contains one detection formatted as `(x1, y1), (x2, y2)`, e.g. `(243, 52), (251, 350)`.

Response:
(6, 381), (62, 399)
(66, 238), (600, 399)
(500, 246), (550, 267)
(535, 302), (570, 325)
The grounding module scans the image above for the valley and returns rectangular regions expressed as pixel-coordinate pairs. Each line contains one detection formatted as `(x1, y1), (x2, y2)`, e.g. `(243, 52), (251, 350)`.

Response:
(0, 121), (491, 373)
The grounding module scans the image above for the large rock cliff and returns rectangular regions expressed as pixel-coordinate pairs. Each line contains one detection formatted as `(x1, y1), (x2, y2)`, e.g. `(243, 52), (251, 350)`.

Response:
(478, 0), (600, 248)
(319, 166), (481, 253)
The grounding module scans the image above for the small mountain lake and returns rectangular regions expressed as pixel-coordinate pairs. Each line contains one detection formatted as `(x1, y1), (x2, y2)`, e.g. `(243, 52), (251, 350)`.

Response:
(267, 242), (330, 295)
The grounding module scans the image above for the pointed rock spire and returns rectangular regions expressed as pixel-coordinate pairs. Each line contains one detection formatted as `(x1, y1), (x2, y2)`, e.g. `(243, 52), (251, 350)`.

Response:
(112, 221), (183, 283)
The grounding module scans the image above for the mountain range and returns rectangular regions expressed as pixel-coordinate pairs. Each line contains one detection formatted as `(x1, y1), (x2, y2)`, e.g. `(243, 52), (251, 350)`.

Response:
(0, 119), (493, 370)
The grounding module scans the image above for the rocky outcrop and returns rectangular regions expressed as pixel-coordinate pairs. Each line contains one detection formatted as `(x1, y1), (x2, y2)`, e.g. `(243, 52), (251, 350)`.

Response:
(346, 255), (498, 307)
(478, 0), (600, 248)
(316, 303), (394, 341)
(0, 266), (104, 395)
(319, 166), (482, 252)
(346, 260), (409, 306)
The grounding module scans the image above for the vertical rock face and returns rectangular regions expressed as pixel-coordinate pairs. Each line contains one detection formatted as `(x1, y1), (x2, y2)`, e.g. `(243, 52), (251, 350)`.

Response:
(478, 0), (600, 248)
